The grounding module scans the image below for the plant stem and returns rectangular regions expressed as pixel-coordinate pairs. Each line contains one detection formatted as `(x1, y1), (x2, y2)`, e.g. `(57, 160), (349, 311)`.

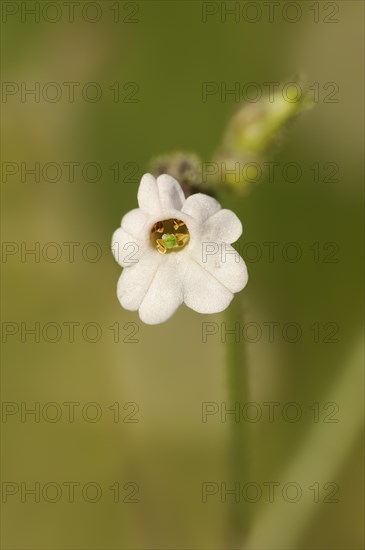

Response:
(225, 294), (251, 548)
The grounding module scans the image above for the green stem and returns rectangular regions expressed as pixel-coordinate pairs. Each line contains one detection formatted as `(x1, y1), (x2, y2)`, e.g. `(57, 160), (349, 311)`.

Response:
(225, 294), (251, 548)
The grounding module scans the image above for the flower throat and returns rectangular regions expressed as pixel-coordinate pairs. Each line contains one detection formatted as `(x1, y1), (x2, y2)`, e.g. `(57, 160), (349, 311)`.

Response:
(150, 219), (190, 254)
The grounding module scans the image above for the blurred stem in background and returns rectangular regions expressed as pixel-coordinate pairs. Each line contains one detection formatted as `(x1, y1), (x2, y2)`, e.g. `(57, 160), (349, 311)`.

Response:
(224, 292), (251, 546)
(150, 78), (314, 546)
(243, 338), (363, 549)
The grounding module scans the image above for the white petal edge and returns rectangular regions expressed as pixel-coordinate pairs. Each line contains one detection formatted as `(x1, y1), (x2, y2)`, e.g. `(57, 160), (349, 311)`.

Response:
(137, 173), (161, 215)
(191, 243), (248, 294)
(156, 174), (186, 210)
(117, 253), (162, 311)
(201, 209), (243, 244)
(121, 208), (148, 238)
(111, 227), (145, 267)
(181, 193), (221, 223)
(182, 257), (234, 314)
(138, 256), (183, 325)
(137, 173), (186, 215)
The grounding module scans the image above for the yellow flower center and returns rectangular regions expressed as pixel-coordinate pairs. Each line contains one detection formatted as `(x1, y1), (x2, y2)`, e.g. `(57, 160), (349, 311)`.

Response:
(150, 219), (190, 254)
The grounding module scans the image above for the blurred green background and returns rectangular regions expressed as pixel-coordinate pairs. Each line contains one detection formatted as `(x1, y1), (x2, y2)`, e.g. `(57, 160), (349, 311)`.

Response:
(1, 1), (364, 549)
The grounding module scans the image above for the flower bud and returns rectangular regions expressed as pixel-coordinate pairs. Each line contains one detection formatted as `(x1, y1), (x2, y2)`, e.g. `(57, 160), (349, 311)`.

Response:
(223, 80), (314, 156)
(149, 151), (203, 197)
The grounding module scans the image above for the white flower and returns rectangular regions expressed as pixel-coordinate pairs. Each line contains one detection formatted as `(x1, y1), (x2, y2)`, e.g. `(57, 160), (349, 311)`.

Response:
(112, 173), (248, 325)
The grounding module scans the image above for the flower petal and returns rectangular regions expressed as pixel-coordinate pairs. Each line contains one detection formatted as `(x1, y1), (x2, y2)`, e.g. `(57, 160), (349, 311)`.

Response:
(157, 174), (186, 210)
(121, 208), (148, 238)
(137, 173), (186, 215)
(182, 257), (234, 314)
(191, 243), (248, 293)
(138, 256), (183, 324)
(137, 173), (161, 214)
(111, 227), (144, 267)
(201, 209), (243, 244)
(181, 193), (221, 223)
(117, 253), (162, 311)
